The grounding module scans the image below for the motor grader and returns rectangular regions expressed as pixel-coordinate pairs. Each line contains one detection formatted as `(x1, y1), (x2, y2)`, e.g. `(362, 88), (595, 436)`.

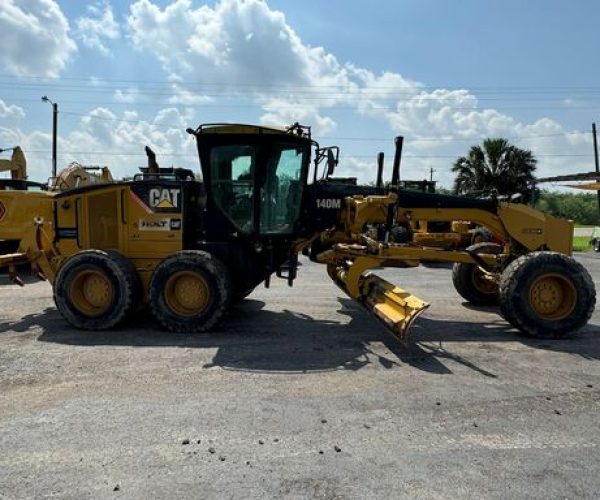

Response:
(382, 180), (496, 248)
(0, 123), (595, 340)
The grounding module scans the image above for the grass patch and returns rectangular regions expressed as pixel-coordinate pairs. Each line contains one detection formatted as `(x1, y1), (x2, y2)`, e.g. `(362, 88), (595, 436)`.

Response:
(573, 235), (591, 252)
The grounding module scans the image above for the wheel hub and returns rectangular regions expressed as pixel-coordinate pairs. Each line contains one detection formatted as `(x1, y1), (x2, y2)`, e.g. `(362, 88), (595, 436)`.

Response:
(165, 271), (210, 316)
(529, 273), (577, 320)
(471, 268), (496, 295)
(70, 270), (113, 316)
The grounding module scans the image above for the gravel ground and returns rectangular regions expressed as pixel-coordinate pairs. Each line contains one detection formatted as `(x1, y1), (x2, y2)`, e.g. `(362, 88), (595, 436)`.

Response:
(1, 254), (599, 499)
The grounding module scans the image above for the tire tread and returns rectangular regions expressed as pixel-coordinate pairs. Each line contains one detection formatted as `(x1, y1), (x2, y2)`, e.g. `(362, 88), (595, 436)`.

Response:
(452, 242), (502, 306)
(54, 249), (137, 330)
(149, 250), (231, 333)
(499, 251), (596, 338)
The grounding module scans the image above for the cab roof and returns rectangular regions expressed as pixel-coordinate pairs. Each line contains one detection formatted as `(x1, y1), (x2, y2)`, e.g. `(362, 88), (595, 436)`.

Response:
(187, 122), (311, 140)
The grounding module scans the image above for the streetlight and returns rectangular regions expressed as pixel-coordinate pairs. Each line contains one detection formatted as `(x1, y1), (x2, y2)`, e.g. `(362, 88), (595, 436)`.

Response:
(41, 96), (58, 178)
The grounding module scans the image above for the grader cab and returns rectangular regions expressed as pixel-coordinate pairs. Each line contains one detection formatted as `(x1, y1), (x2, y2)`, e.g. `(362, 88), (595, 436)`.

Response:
(0, 123), (595, 341)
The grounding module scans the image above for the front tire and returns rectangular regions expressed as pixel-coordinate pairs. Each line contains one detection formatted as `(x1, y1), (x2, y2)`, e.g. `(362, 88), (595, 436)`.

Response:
(149, 251), (231, 332)
(499, 252), (596, 338)
(452, 242), (502, 306)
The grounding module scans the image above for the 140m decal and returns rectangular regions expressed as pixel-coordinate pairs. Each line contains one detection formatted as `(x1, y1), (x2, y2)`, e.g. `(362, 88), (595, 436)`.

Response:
(316, 198), (341, 209)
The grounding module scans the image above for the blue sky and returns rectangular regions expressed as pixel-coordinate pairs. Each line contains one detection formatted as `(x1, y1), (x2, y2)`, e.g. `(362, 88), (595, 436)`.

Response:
(1, 0), (599, 187)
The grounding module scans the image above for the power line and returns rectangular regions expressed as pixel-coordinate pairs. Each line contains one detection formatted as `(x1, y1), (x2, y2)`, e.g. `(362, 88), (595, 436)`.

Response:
(4, 87), (600, 104)
(3, 79), (600, 102)
(22, 149), (593, 159)
(56, 111), (596, 144)
(3, 73), (600, 93)
(322, 131), (590, 143)
(6, 97), (598, 114)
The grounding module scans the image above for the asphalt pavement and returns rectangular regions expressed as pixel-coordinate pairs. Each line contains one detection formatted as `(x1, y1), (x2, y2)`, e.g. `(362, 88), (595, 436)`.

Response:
(1, 254), (599, 499)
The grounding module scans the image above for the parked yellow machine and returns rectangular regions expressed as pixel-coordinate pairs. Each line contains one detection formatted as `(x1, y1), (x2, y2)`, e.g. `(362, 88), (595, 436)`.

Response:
(385, 180), (497, 249)
(0, 146), (27, 181)
(402, 219), (491, 248)
(0, 125), (594, 341)
(50, 162), (114, 191)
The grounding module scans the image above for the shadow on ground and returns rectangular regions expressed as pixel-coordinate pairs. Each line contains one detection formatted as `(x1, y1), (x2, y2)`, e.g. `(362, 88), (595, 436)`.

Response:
(2, 297), (599, 376)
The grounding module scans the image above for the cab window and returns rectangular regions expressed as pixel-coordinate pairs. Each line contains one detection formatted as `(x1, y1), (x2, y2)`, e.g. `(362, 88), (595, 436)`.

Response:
(260, 145), (306, 234)
(210, 145), (255, 233)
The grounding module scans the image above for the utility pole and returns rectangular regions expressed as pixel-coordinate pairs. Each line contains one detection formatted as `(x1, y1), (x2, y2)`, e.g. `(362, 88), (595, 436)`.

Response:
(376, 152), (384, 188)
(429, 167), (436, 182)
(593, 123), (600, 223)
(41, 96), (58, 178)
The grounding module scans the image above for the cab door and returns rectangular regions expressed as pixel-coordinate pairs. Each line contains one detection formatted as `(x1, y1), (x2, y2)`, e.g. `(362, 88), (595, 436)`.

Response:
(204, 138), (309, 239)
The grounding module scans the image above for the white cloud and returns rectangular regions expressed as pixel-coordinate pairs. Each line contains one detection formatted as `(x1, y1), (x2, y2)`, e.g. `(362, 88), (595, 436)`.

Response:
(114, 88), (139, 103)
(167, 85), (213, 105)
(75, 1), (121, 56)
(127, 0), (349, 92)
(125, 0), (594, 186)
(259, 98), (337, 135)
(127, 0), (198, 74)
(0, 99), (25, 121)
(0, 0), (77, 77)
(0, 0), (582, 187)
(0, 127), (23, 150)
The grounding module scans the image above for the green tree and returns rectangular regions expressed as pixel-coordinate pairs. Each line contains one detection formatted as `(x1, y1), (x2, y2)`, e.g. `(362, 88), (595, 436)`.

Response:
(452, 138), (537, 198)
(535, 190), (598, 225)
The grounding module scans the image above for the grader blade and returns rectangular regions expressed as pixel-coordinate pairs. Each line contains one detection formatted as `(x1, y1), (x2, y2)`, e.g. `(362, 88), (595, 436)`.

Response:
(359, 273), (430, 341)
(361, 273), (429, 341)
(322, 251), (430, 341)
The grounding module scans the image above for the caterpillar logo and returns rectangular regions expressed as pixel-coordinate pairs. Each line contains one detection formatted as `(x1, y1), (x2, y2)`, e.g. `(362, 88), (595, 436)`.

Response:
(316, 198), (341, 209)
(149, 188), (180, 209)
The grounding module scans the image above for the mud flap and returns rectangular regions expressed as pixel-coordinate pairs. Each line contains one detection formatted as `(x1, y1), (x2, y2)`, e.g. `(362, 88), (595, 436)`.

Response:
(359, 273), (429, 341)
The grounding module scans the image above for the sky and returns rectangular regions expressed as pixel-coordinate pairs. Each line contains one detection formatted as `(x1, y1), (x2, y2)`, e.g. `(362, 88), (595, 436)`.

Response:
(1, 0), (600, 188)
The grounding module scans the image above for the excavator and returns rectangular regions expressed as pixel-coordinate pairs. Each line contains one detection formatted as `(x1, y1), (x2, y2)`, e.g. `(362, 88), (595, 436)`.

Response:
(0, 124), (595, 341)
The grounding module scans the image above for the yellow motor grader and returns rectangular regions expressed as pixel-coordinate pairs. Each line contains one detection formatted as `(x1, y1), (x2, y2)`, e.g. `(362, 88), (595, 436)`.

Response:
(0, 124), (594, 341)
(381, 180), (496, 248)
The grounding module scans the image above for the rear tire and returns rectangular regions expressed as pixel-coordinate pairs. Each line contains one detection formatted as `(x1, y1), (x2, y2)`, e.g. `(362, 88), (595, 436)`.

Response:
(54, 250), (138, 330)
(499, 252), (596, 338)
(149, 251), (231, 332)
(452, 242), (502, 306)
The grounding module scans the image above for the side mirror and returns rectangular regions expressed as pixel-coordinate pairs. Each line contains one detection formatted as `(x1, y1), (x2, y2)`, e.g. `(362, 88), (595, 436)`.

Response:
(326, 149), (337, 176)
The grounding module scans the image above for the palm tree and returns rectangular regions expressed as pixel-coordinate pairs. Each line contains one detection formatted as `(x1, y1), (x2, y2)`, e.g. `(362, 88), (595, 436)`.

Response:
(452, 138), (537, 198)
